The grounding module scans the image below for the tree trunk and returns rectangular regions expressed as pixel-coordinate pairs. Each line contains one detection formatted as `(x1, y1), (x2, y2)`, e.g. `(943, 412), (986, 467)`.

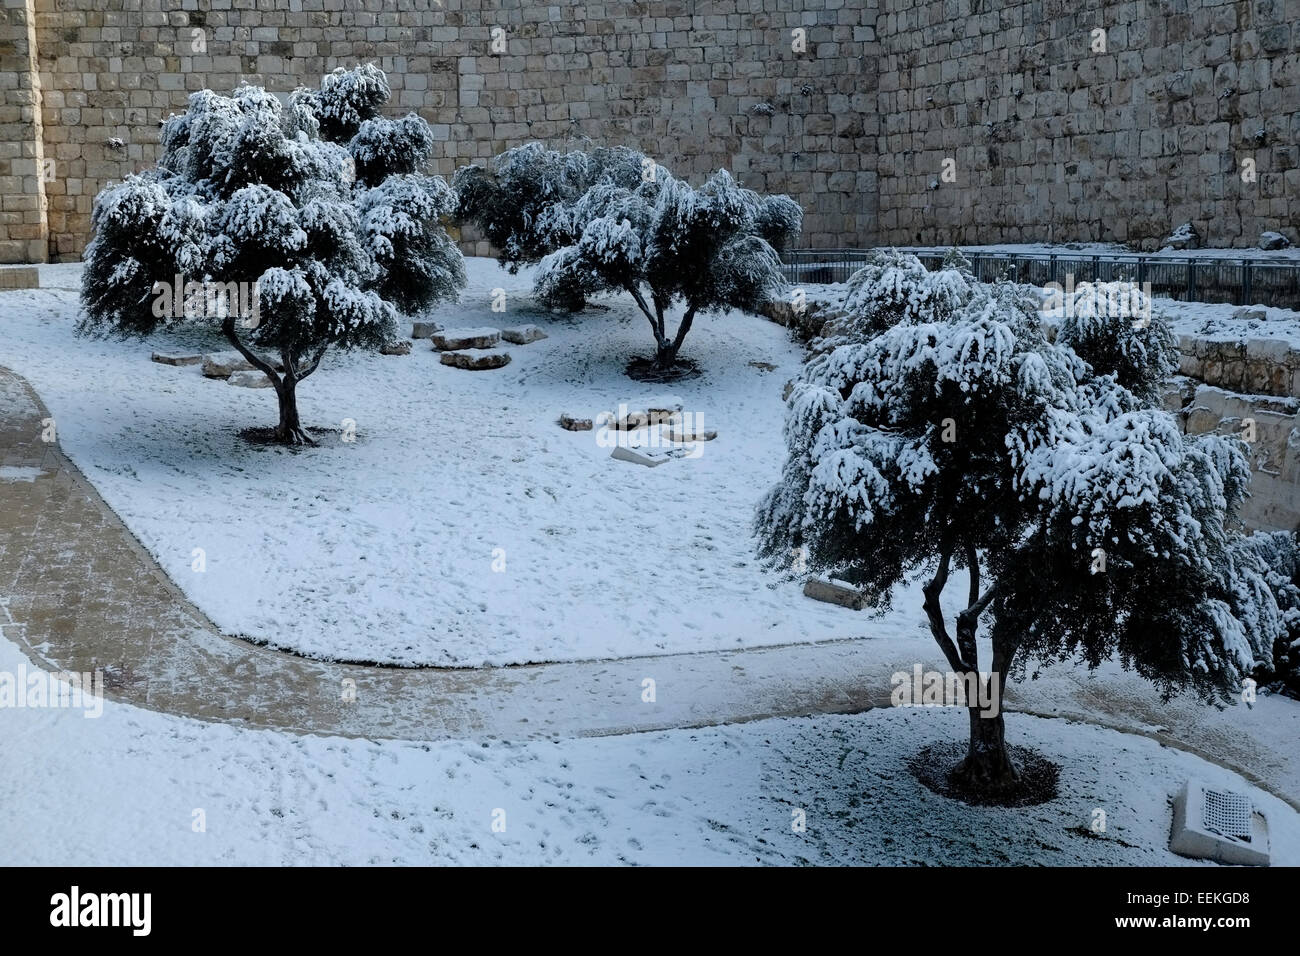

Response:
(956, 708), (1018, 789)
(626, 283), (697, 370)
(653, 306), (696, 369)
(222, 318), (316, 446)
(273, 377), (315, 446)
(654, 338), (678, 368)
(952, 678), (1018, 792)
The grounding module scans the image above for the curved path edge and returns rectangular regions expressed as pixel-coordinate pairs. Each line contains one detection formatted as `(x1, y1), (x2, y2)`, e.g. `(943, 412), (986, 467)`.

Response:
(2, 363), (1296, 811)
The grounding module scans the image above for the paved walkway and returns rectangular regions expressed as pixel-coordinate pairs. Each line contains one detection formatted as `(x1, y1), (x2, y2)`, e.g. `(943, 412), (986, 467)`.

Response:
(1, 364), (1297, 809)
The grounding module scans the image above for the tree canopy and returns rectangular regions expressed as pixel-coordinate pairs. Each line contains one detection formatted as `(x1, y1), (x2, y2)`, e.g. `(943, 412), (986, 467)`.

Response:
(757, 251), (1282, 791)
(79, 65), (464, 444)
(455, 143), (802, 368)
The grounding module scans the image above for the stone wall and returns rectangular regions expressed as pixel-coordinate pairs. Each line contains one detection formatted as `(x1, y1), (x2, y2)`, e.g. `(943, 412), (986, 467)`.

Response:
(1170, 334), (1300, 533)
(1166, 381), (1300, 533)
(1175, 331), (1300, 399)
(876, 0), (1300, 250)
(9, 0), (878, 262)
(2, 0), (1298, 263)
(0, 0), (48, 263)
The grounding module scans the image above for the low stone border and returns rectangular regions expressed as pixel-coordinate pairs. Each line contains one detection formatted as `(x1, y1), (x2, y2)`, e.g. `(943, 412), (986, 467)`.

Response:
(0, 266), (39, 290)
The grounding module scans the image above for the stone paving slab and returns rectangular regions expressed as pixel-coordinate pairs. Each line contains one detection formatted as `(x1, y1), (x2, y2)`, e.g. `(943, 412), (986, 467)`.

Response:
(1, 364), (1296, 810)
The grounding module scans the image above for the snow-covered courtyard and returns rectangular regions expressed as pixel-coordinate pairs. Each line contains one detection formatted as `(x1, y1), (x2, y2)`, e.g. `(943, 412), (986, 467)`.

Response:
(11, 259), (1300, 669)
(2, 259), (944, 666)
(2, 60), (1298, 878)
(3, 255), (1299, 868)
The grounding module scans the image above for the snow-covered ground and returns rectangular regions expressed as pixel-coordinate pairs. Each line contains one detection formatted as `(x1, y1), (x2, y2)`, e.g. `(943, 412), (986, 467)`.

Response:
(1164, 299), (1300, 351)
(6, 260), (1300, 868)
(1, 634), (1293, 866)
(2, 258), (959, 666)
(5, 260), (1299, 666)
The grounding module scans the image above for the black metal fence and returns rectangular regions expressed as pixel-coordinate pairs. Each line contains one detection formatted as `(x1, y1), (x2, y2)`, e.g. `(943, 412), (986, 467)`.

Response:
(780, 248), (1300, 309)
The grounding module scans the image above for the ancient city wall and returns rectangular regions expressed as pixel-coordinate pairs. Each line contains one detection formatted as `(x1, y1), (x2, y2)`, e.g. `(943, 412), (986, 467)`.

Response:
(8, 0), (877, 262)
(876, 0), (1300, 248)
(1, 0), (1297, 263)
(0, 0), (48, 263)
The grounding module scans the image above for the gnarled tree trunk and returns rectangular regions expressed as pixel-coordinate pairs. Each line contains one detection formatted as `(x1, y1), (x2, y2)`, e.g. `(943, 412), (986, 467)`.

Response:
(222, 318), (318, 446)
(654, 304), (696, 368)
(952, 681), (1018, 792)
(271, 374), (314, 446)
(953, 628), (1020, 792)
(626, 283), (697, 369)
(923, 542), (1020, 795)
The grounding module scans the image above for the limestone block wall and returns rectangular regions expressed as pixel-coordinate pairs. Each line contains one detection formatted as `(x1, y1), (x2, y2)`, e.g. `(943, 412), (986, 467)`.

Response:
(1175, 332), (1300, 399)
(874, 0), (1300, 250)
(0, 0), (47, 263)
(11, 0), (878, 262)
(3, 0), (1297, 263)
(1169, 381), (1300, 533)
(1170, 333), (1300, 533)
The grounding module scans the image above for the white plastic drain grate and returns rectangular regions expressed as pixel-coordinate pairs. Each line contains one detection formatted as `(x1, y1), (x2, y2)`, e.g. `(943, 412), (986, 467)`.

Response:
(1170, 780), (1269, 865)
(1202, 789), (1253, 842)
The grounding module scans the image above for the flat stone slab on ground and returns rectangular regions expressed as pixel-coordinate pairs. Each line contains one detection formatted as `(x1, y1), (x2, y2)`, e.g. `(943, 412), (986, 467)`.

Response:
(202, 351), (283, 377)
(644, 395), (684, 415)
(432, 327), (501, 350)
(664, 425), (717, 442)
(202, 352), (255, 378)
(803, 576), (869, 610)
(410, 321), (442, 339)
(611, 445), (671, 467)
(501, 324), (547, 345)
(151, 351), (204, 366)
(380, 340), (412, 355)
(560, 413), (593, 431)
(601, 394), (686, 429)
(228, 370), (272, 388)
(439, 348), (512, 370)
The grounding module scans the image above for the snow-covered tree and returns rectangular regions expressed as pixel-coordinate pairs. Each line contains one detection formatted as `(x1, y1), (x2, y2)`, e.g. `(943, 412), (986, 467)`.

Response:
(1241, 530), (1300, 698)
(452, 143), (642, 285)
(79, 66), (464, 444)
(455, 143), (802, 368)
(757, 252), (1283, 794)
(307, 62), (391, 143)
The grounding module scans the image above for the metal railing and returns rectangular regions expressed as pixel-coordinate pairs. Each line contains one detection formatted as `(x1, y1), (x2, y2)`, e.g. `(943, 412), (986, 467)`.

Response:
(780, 248), (1300, 308)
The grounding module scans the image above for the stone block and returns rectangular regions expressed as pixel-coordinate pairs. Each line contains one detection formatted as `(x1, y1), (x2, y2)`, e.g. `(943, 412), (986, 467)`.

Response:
(432, 327), (501, 350)
(439, 348), (511, 370)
